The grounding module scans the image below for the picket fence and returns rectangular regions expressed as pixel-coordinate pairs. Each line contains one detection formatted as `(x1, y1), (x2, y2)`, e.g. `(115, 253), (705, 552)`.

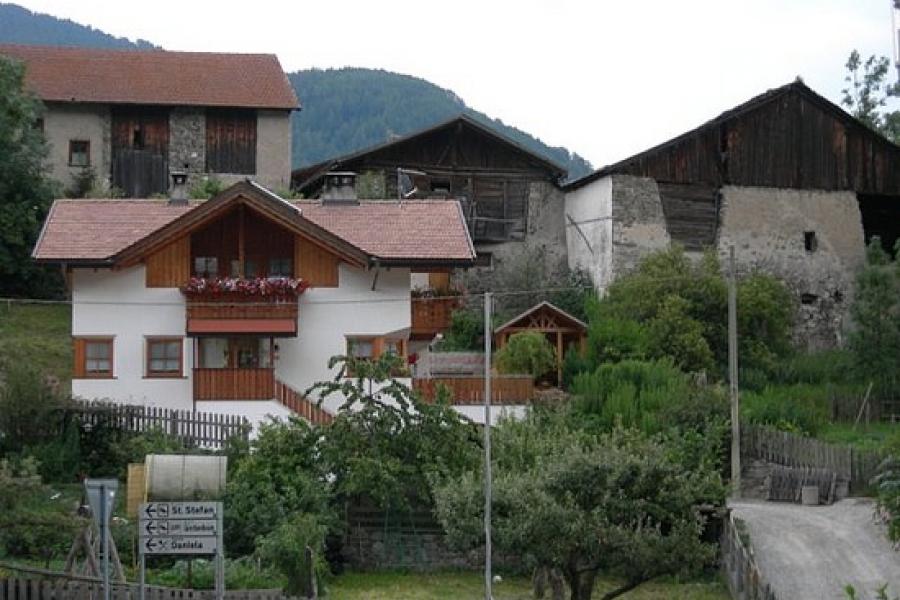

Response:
(0, 577), (297, 600)
(741, 423), (884, 494)
(720, 513), (778, 600)
(70, 401), (250, 449)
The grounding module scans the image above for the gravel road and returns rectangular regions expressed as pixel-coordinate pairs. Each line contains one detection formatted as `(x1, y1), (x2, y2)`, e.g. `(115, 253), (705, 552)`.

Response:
(730, 498), (900, 599)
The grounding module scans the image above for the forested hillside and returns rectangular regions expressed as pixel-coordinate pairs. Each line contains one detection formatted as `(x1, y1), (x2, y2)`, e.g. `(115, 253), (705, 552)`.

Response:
(289, 68), (593, 179)
(0, 3), (592, 179)
(0, 3), (156, 49)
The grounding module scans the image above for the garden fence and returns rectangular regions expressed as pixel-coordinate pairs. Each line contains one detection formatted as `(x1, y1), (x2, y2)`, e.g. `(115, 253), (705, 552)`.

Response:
(69, 401), (250, 449)
(741, 423), (884, 494)
(0, 576), (298, 600)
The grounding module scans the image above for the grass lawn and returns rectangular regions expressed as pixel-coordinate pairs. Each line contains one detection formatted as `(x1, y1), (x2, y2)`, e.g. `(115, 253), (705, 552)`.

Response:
(327, 571), (729, 599)
(817, 421), (900, 452)
(0, 302), (71, 391)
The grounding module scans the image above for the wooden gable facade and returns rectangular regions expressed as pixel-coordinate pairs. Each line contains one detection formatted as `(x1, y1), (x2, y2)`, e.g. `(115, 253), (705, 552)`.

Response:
(293, 116), (567, 243)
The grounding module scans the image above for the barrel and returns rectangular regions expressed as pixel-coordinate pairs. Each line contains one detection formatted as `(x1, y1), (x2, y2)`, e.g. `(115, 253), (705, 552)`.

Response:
(145, 454), (227, 501)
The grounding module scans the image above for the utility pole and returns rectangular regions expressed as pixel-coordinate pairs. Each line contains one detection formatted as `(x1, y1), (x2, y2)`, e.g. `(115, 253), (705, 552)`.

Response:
(728, 246), (741, 496)
(483, 292), (493, 600)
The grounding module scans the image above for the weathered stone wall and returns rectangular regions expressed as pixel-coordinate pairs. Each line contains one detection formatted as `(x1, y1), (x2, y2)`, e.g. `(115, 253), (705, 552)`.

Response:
(463, 181), (568, 291)
(43, 102), (111, 191)
(610, 174), (671, 280)
(168, 107), (206, 189)
(717, 186), (866, 350)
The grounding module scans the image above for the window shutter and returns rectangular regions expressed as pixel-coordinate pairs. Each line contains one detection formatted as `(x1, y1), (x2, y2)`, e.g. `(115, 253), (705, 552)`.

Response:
(73, 338), (86, 378)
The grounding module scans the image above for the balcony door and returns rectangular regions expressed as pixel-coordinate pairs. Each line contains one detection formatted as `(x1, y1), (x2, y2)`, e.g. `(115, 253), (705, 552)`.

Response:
(197, 337), (273, 369)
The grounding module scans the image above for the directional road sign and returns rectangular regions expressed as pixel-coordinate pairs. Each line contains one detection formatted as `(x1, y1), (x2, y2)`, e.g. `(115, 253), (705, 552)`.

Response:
(138, 501), (221, 556)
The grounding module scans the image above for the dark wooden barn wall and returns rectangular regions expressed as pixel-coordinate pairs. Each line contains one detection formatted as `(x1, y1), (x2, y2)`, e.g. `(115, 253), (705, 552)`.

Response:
(206, 109), (257, 175)
(111, 106), (170, 197)
(613, 90), (900, 195)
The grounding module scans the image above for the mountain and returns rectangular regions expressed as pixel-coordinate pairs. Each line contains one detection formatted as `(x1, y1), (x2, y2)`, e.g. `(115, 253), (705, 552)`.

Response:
(0, 3), (156, 49)
(0, 3), (592, 180)
(289, 68), (593, 180)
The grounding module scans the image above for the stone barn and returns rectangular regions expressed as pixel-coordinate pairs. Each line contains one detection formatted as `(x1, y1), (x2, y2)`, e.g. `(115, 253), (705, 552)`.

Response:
(564, 80), (900, 349)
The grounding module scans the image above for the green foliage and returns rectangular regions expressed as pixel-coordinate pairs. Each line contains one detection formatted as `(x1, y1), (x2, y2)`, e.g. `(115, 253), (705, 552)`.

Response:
(149, 557), (282, 590)
(434, 420), (723, 600)
(189, 175), (226, 199)
(574, 247), (792, 382)
(0, 362), (71, 456)
(571, 360), (693, 433)
(874, 455), (900, 544)
(495, 331), (556, 378)
(740, 384), (835, 435)
(841, 50), (900, 143)
(308, 353), (479, 511)
(0, 458), (84, 565)
(437, 306), (484, 351)
(225, 417), (332, 557)
(0, 55), (63, 298)
(289, 68), (592, 180)
(0, 4), (157, 49)
(849, 238), (900, 399)
(256, 513), (329, 596)
(561, 345), (592, 390)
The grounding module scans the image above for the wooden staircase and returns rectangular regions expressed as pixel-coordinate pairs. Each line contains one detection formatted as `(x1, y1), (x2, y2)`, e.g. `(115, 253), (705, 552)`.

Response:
(274, 379), (334, 425)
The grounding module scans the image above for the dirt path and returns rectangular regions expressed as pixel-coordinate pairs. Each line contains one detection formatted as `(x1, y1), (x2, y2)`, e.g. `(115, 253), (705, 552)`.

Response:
(730, 499), (900, 599)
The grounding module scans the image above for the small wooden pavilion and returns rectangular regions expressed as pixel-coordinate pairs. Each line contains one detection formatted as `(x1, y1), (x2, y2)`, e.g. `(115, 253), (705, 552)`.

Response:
(494, 301), (588, 384)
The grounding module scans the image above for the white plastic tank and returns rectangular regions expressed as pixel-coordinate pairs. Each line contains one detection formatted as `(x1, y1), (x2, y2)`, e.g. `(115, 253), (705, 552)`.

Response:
(145, 454), (227, 501)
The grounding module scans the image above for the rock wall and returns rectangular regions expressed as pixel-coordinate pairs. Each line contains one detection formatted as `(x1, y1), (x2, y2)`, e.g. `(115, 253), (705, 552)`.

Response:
(610, 174), (671, 279)
(717, 186), (866, 350)
(168, 107), (206, 188)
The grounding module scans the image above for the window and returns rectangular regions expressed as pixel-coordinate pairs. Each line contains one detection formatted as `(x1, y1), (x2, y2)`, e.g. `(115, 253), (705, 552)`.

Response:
(269, 257), (292, 277)
(68, 140), (90, 167)
(346, 336), (408, 376)
(74, 337), (113, 378)
(193, 256), (218, 277)
(804, 231), (818, 253)
(147, 338), (183, 377)
(347, 337), (375, 361)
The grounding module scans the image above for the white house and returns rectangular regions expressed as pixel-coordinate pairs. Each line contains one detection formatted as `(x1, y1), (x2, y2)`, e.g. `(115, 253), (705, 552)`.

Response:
(33, 180), (477, 427)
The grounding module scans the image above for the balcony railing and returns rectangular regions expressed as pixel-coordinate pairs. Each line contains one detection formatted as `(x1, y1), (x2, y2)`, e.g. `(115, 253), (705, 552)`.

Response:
(193, 368), (275, 400)
(182, 277), (305, 336)
(411, 296), (461, 339)
(413, 375), (534, 405)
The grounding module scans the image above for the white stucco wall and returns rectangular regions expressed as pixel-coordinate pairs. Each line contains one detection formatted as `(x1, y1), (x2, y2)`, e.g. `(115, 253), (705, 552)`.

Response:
(43, 103), (110, 191)
(275, 264), (412, 414)
(564, 175), (613, 290)
(71, 265), (192, 409)
(255, 110), (292, 190)
(452, 404), (529, 425)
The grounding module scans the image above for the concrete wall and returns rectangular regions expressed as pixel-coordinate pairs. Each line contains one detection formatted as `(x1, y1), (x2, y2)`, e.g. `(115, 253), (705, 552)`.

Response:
(564, 174), (613, 289)
(609, 174), (671, 279)
(276, 264), (412, 414)
(43, 103), (111, 191)
(255, 110), (292, 190)
(718, 185), (866, 349)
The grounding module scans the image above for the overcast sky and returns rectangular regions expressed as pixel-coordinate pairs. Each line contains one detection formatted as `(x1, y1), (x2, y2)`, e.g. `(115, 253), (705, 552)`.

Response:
(13, 0), (899, 169)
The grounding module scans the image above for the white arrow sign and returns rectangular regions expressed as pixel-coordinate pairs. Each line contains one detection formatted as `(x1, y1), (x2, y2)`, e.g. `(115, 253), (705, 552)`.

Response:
(142, 536), (217, 555)
(141, 502), (218, 520)
(141, 519), (217, 538)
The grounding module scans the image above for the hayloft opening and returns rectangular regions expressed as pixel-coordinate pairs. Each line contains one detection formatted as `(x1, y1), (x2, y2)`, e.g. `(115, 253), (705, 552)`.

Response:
(858, 194), (900, 257)
(804, 231), (817, 252)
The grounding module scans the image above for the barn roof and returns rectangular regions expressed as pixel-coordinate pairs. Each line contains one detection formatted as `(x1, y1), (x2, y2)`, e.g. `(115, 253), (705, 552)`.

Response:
(292, 114), (568, 192)
(0, 44), (299, 110)
(564, 80), (900, 193)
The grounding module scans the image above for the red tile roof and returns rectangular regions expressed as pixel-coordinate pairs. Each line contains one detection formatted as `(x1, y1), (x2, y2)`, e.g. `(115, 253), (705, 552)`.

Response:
(33, 198), (475, 264)
(0, 44), (299, 110)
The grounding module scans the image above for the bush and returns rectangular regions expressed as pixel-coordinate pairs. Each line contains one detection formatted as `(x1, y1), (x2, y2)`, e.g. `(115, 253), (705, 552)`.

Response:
(571, 359), (693, 433)
(150, 556), (282, 590)
(741, 384), (833, 435)
(189, 176), (226, 199)
(437, 307), (484, 351)
(495, 331), (556, 378)
(0, 363), (71, 456)
(256, 513), (329, 596)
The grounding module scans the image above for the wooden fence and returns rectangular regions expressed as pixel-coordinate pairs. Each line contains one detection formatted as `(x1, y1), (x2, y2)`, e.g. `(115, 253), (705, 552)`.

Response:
(413, 376), (535, 405)
(70, 401), (250, 449)
(274, 379), (334, 425)
(720, 513), (778, 600)
(0, 577), (297, 600)
(741, 424), (884, 494)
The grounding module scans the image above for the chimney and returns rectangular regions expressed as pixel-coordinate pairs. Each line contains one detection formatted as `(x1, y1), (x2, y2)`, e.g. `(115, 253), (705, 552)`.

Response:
(169, 170), (189, 205)
(321, 172), (358, 205)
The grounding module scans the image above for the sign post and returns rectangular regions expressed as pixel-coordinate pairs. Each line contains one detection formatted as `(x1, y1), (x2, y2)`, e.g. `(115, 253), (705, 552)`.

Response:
(84, 479), (118, 600)
(139, 502), (224, 600)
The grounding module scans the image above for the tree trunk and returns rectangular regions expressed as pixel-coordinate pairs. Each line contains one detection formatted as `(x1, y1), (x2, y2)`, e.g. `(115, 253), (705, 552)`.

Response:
(566, 569), (597, 600)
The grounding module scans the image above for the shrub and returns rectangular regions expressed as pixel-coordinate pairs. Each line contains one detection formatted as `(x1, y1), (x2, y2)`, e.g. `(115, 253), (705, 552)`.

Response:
(256, 513), (329, 596)
(740, 384), (833, 435)
(189, 176), (226, 199)
(437, 307), (484, 351)
(495, 331), (556, 378)
(0, 363), (71, 456)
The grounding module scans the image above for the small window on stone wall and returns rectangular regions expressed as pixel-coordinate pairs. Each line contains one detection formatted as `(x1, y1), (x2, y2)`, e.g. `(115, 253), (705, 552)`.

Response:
(801, 293), (819, 305)
(804, 231), (818, 253)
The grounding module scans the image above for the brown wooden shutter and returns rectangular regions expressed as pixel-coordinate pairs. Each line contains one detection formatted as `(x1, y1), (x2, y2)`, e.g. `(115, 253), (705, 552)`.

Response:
(146, 236), (191, 287)
(72, 338), (86, 378)
(295, 237), (340, 288)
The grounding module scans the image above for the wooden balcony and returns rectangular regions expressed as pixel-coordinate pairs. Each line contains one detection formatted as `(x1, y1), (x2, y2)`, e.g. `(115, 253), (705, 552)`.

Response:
(413, 375), (534, 405)
(411, 296), (461, 340)
(193, 368), (274, 400)
(185, 297), (298, 336)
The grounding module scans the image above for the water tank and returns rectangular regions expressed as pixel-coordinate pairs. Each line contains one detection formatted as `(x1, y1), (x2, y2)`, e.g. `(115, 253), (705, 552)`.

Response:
(144, 454), (227, 501)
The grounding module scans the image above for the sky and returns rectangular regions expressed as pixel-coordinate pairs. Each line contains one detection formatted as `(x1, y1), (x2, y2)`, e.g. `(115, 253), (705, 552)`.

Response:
(11, 0), (900, 169)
